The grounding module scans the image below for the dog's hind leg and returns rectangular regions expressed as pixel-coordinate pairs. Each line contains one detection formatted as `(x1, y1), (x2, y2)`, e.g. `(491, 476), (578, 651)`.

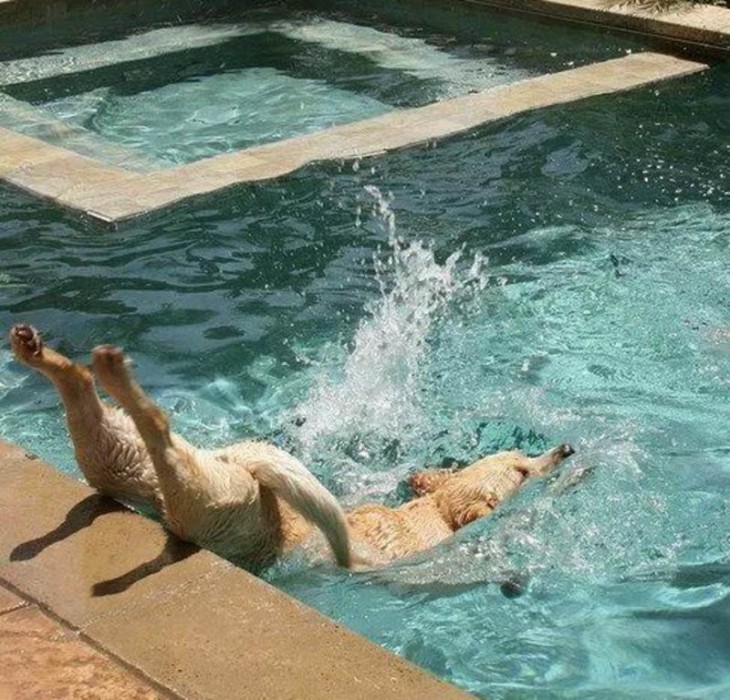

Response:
(11, 325), (164, 511)
(91, 345), (201, 507)
(10, 323), (110, 455)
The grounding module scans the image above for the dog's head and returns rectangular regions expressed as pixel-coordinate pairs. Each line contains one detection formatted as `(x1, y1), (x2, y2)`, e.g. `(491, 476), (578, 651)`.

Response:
(409, 444), (574, 532)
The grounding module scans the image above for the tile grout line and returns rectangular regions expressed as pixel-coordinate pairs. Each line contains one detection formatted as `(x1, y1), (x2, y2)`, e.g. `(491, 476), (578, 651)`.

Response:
(0, 574), (184, 700)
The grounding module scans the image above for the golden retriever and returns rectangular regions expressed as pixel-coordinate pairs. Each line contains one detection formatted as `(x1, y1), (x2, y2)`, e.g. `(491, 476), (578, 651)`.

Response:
(341, 443), (573, 565)
(10, 325), (351, 571)
(10, 324), (573, 570)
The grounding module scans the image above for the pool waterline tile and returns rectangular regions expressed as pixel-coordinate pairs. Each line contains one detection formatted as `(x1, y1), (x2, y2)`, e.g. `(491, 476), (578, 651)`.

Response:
(0, 52), (708, 225)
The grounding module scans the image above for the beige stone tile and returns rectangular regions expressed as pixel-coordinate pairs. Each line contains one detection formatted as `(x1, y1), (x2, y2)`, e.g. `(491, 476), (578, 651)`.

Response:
(3, 154), (145, 221)
(234, 146), (310, 175)
(6, 155), (134, 201)
(171, 157), (292, 187)
(0, 605), (163, 699)
(173, 151), (267, 180)
(0, 138), (70, 176)
(619, 51), (706, 77)
(86, 565), (472, 700)
(357, 119), (464, 154)
(132, 187), (193, 212)
(0, 442), (226, 630)
(0, 584), (26, 615)
(265, 129), (361, 162)
(132, 153), (281, 206)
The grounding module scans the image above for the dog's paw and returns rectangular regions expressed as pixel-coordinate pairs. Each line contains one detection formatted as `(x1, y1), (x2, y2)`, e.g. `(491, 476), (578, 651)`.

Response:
(92, 344), (125, 367)
(9, 324), (44, 362)
(91, 345), (128, 383)
(408, 468), (455, 496)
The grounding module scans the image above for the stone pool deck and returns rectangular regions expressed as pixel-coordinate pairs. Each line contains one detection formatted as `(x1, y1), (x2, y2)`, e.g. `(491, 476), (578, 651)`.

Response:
(0, 584), (166, 699)
(471, 0), (730, 53)
(0, 440), (473, 700)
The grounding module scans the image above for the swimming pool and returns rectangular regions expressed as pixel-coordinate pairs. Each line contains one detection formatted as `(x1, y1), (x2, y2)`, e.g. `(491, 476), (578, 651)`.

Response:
(1, 2), (729, 698)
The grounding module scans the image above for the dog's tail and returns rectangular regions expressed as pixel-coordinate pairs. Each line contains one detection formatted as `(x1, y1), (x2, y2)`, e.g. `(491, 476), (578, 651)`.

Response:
(247, 453), (352, 569)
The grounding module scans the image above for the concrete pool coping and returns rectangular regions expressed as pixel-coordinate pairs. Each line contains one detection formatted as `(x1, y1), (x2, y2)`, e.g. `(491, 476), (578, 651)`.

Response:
(0, 439), (475, 700)
(0, 51), (710, 225)
(460, 0), (730, 54)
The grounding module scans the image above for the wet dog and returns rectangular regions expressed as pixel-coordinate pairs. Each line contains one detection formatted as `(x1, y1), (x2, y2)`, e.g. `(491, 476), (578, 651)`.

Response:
(10, 325), (351, 571)
(88, 341), (573, 568)
(336, 444), (573, 565)
(10, 325), (573, 570)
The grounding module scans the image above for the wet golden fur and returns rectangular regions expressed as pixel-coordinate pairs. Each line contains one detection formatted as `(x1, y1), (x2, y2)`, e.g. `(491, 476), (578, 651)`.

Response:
(10, 324), (573, 570)
(333, 444), (573, 565)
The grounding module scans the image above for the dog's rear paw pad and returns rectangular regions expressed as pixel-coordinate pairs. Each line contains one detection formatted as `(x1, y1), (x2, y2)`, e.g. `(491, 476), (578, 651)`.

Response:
(92, 346), (128, 374)
(10, 324), (43, 357)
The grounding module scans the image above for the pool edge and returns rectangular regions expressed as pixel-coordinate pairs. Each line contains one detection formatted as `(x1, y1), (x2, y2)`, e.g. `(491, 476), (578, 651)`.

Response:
(0, 439), (475, 700)
(0, 51), (709, 226)
(452, 0), (730, 55)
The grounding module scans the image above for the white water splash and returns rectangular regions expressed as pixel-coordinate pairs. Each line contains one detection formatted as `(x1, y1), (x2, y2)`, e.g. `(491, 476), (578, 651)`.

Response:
(296, 187), (487, 467)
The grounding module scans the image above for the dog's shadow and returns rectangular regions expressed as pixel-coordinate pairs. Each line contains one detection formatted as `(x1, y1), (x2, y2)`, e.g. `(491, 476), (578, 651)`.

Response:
(10, 494), (121, 562)
(10, 494), (197, 597)
(92, 533), (197, 597)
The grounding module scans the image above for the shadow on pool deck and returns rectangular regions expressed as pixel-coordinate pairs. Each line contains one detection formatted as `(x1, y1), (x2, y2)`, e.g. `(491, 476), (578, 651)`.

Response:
(0, 440), (475, 700)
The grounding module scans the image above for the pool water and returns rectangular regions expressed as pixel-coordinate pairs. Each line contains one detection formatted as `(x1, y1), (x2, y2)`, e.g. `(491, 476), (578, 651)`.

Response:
(1, 7), (729, 699)
(0, 0), (644, 166)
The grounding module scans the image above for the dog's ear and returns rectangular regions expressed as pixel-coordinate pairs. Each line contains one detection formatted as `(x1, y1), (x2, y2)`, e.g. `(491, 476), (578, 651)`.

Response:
(408, 469), (454, 496)
(452, 494), (498, 530)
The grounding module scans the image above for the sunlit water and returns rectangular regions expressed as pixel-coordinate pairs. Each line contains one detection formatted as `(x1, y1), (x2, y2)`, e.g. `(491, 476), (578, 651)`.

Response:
(0, 27), (729, 700)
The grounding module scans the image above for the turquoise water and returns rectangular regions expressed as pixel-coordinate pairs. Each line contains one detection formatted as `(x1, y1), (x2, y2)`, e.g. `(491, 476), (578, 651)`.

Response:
(0, 0), (644, 165)
(1, 10), (729, 699)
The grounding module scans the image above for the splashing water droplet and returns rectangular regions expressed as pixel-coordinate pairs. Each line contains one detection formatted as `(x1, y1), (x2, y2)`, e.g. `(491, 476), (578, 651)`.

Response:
(295, 187), (487, 492)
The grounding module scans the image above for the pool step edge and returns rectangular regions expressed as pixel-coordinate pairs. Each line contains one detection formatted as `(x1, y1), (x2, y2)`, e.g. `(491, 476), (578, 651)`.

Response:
(0, 51), (709, 225)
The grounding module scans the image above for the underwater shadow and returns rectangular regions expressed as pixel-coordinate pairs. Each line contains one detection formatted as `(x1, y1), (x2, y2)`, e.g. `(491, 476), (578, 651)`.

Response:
(92, 532), (198, 597)
(10, 493), (121, 561)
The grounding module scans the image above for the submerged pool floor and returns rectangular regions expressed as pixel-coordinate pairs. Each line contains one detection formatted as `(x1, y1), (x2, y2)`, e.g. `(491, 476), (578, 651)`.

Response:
(1, 49), (728, 698)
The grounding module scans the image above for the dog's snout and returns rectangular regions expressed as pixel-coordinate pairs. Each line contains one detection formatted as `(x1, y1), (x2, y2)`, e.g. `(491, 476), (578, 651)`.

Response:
(559, 443), (575, 458)
(500, 578), (525, 599)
